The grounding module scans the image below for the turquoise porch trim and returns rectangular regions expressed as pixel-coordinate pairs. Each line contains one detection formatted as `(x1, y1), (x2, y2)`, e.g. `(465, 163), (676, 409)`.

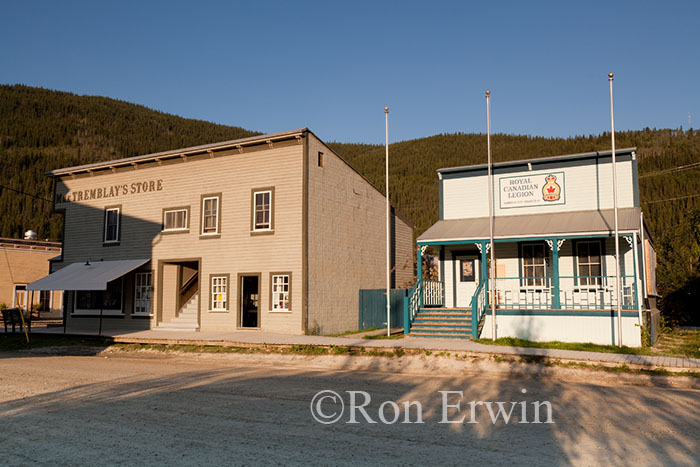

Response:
(552, 237), (561, 309)
(418, 233), (634, 247)
(481, 309), (638, 317)
(416, 247), (423, 309)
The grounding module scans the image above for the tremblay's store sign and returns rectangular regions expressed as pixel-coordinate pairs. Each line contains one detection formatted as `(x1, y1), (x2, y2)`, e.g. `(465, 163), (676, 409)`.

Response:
(55, 179), (164, 205)
(499, 172), (565, 209)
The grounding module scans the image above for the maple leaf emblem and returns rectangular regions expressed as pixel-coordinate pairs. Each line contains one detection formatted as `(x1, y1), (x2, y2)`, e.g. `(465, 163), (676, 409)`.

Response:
(547, 185), (556, 194)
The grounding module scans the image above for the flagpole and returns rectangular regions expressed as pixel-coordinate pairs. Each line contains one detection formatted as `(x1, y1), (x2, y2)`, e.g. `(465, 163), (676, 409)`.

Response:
(609, 73), (623, 348)
(486, 90), (496, 341)
(385, 106), (391, 337)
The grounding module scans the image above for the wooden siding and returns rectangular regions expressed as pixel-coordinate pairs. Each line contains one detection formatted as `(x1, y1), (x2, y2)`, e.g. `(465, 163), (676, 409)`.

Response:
(56, 142), (304, 333)
(443, 156), (637, 220)
(305, 134), (414, 334)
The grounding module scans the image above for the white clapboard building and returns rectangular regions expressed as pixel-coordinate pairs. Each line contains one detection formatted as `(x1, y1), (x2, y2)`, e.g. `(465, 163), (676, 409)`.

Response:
(406, 148), (657, 346)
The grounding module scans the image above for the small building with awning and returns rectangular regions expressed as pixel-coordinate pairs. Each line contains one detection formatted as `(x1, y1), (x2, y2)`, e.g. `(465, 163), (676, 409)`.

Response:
(405, 148), (658, 346)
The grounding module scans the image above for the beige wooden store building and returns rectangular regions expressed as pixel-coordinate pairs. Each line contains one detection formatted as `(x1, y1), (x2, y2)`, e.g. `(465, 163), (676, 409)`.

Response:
(29, 129), (414, 334)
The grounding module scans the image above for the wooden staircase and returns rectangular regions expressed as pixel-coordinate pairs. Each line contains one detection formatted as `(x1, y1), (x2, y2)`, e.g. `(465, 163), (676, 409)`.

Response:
(408, 307), (473, 339)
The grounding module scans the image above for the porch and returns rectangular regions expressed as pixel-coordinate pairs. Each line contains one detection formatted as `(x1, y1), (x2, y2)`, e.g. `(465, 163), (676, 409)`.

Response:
(404, 232), (644, 343)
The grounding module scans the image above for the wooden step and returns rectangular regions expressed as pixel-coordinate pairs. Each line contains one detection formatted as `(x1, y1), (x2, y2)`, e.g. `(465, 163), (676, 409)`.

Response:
(410, 331), (472, 339)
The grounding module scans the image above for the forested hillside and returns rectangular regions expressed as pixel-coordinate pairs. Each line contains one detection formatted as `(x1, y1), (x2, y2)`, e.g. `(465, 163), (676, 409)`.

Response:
(1, 84), (699, 323)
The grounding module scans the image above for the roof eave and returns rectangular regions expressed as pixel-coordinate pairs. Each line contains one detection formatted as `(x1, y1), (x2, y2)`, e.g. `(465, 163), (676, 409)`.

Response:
(46, 128), (309, 177)
(437, 147), (638, 175)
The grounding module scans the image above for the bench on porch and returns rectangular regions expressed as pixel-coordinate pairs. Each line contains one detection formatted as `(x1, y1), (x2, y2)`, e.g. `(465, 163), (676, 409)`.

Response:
(1, 308), (31, 333)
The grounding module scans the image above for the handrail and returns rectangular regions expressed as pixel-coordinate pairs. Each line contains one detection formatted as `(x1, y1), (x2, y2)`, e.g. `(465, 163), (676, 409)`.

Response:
(470, 281), (486, 339)
(403, 281), (421, 335)
(179, 271), (199, 312)
(180, 271), (199, 294)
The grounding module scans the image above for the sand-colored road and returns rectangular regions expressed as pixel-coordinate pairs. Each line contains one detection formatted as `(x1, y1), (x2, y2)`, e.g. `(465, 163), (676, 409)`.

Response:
(1, 350), (698, 466)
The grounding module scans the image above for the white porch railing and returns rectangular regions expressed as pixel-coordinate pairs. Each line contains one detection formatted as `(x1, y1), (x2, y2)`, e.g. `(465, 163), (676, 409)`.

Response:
(493, 275), (638, 310)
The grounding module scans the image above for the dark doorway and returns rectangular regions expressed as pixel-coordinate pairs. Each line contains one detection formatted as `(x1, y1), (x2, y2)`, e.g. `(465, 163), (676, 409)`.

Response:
(240, 275), (260, 328)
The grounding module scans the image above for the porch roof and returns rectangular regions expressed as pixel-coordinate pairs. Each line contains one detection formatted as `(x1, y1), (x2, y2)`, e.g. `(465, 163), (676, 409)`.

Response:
(418, 207), (641, 244)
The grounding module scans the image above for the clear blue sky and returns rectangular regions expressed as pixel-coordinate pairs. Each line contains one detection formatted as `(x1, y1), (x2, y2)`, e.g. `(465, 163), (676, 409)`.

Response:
(2, 0), (699, 144)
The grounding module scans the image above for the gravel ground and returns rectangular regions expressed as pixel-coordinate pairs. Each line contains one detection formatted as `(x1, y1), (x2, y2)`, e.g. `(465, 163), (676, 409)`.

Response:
(1, 349), (698, 466)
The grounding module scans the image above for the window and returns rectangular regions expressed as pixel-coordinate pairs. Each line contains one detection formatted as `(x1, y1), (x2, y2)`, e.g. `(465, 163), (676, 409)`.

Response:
(201, 196), (220, 234)
(577, 241), (602, 287)
(104, 207), (120, 243)
(252, 189), (273, 231)
(134, 272), (153, 315)
(163, 208), (188, 231)
(521, 243), (546, 287)
(38, 290), (51, 313)
(318, 151), (324, 167)
(13, 284), (27, 309)
(270, 273), (291, 311)
(211, 276), (228, 311)
(75, 280), (122, 314)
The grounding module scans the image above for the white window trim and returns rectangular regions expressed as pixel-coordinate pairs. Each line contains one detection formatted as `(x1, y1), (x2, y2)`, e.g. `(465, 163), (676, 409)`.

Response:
(201, 196), (220, 235)
(104, 207), (120, 243)
(252, 190), (273, 232)
(133, 272), (153, 316)
(210, 275), (228, 312)
(576, 240), (604, 290)
(163, 209), (188, 232)
(270, 274), (291, 312)
(521, 243), (547, 289)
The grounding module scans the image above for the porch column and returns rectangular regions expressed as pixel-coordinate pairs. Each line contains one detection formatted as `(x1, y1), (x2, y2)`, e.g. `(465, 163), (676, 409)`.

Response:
(416, 245), (423, 308)
(552, 237), (561, 309)
(480, 241), (488, 299)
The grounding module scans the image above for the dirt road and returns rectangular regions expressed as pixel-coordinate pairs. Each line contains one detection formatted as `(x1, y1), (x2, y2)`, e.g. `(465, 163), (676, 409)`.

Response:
(1, 349), (698, 466)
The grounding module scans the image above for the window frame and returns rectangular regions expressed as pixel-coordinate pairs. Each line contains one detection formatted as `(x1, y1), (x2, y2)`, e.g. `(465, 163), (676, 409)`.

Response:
(519, 242), (548, 288)
(250, 187), (275, 235)
(133, 271), (153, 316)
(200, 194), (221, 237)
(317, 151), (324, 168)
(574, 240), (604, 288)
(162, 207), (190, 233)
(13, 284), (27, 309)
(74, 278), (124, 316)
(210, 274), (230, 312)
(269, 272), (292, 312)
(103, 205), (121, 244)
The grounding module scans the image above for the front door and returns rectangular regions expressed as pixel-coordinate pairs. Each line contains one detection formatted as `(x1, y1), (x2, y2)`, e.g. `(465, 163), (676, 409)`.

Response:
(454, 256), (479, 307)
(240, 275), (260, 328)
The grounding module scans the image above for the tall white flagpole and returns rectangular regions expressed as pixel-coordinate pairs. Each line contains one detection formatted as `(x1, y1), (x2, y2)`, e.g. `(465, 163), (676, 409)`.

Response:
(486, 90), (496, 341)
(609, 73), (623, 347)
(385, 106), (391, 336)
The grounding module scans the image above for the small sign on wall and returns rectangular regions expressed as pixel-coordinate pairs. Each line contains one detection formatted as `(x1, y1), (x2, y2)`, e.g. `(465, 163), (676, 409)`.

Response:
(460, 259), (475, 282)
(499, 171), (566, 209)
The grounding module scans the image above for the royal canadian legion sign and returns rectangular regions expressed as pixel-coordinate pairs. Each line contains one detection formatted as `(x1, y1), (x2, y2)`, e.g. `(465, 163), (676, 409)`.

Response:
(498, 171), (565, 209)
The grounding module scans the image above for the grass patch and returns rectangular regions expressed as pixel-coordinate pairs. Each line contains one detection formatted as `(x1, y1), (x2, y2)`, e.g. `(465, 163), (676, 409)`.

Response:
(549, 360), (700, 378)
(476, 330), (700, 359)
(0, 334), (110, 351)
(653, 330), (700, 359)
(323, 328), (378, 337)
(475, 337), (652, 355)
